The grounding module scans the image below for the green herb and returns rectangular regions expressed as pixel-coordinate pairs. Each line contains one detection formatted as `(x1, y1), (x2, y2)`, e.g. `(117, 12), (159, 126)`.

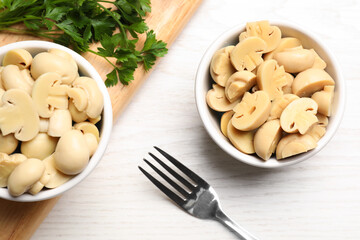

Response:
(0, 0), (168, 86)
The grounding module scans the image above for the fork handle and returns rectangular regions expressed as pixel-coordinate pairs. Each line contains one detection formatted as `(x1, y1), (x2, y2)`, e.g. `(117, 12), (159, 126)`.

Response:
(214, 209), (259, 240)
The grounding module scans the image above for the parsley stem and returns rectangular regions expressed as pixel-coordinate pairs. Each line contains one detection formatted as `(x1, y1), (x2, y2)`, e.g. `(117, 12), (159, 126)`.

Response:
(0, 16), (42, 26)
(87, 49), (118, 69)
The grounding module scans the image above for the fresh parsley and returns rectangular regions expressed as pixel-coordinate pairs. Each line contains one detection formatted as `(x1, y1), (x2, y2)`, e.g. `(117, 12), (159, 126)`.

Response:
(0, 0), (168, 87)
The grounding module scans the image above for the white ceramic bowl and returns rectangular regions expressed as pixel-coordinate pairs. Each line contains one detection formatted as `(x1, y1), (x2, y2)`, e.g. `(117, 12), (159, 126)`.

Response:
(195, 21), (345, 168)
(0, 41), (113, 201)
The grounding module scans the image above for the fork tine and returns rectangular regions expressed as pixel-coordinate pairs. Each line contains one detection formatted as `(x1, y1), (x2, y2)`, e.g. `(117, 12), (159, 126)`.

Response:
(139, 166), (185, 206)
(154, 146), (209, 187)
(148, 152), (195, 191)
(143, 158), (190, 198)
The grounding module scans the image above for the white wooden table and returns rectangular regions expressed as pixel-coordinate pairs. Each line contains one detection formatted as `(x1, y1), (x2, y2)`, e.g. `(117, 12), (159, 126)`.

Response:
(32, 0), (360, 239)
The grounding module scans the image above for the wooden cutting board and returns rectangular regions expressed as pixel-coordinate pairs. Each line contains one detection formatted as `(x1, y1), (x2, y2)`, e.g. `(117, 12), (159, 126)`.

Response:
(0, 0), (202, 239)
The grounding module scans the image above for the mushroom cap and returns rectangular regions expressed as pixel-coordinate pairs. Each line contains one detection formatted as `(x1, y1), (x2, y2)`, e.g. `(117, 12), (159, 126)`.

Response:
(280, 97), (318, 134)
(232, 91), (271, 131)
(54, 129), (90, 175)
(311, 85), (334, 116)
(74, 122), (100, 143)
(276, 134), (317, 159)
(1, 65), (33, 94)
(48, 48), (78, 69)
(273, 48), (315, 73)
(21, 133), (58, 160)
(2, 49), (33, 69)
(84, 133), (98, 156)
(43, 154), (72, 189)
(282, 73), (294, 94)
(309, 49), (327, 69)
(0, 89), (40, 141)
(230, 37), (266, 72)
(69, 101), (88, 123)
(225, 70), (257, 102)
(254, 119), (282, 160)
(227, 121), (255, 154)
(0, 132), (18, 155)
(67, 87), (88, 112)
(48, 109), (72, 137)
(0, 153), (26, 187)
(292, 68), (335, 97)
(268, 94), (299, 120)
(7, 158), (45, 196)
(206, 84), (239, 112)
(72, 77), (104, 118)
(210, 46), (236, 87)
(30, 52), (78, 84)
(264, 37), (302, 60)
(220, 111), (234, 137)
(256, 59), (288, 100)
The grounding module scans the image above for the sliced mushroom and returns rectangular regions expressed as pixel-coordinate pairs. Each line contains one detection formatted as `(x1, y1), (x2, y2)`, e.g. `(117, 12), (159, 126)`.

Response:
(317, 113), (328, 127)
(32, 72), (69, 118)
(7, 158), (46, 196)
(311, 85), (334, 116)
(72, 77), (104, 118)
(43, 154), (72, 189)
(273, 48), (315, 73)
(89, 115), (101, 124)
(48, 109), (72, 137)
(69, 101), (88, 123)
(0, 88), (4, 105)
(1, 65), (33, 94)
(242, 21), (282, 53)
(67, 87), (88, 112)
(54, 129), (90, 175)
(282, 73), (294, 94)
(74, 122), (100, 143)
(280, 97), (318, 134)
(220, 111), (234, 137)
(48, 48), (78, 69)
(84, 133), (98, 156)
(20, 69), (35, 88)
(0, 153), (26, 187)
(310, 49), (326, 69)
(256, 60), (288, 100)
(306, 124), (326, 142)
(28, 170), (51, 195)
(264, 37), (302, 60)
(292, 68), (335, 97)
(276, 133), (317, 159)
(225, 71), (256, 102)
(206, 84), (239, 112)
(0, 67), (4, 90)
(232, 91), (271, 131)
(254, 119), (282, 160)
(268, 94), (299, 120)
(227, 121), (255, 154)
(2, 49), (33, 69)
(230, 37), (266, 72)
(39, 118), (50, 133)
(210, 46), (236, 87)
(21, 133), (58, 160)
(31, 52), (78, 84)
(0, 132), (18, 154)
(0, 89), (39, 141)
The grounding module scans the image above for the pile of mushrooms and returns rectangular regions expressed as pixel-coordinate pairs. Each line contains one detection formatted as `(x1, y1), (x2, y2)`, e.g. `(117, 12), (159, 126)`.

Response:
(206, 20), (335, 161)
(0, 48), (103, 196)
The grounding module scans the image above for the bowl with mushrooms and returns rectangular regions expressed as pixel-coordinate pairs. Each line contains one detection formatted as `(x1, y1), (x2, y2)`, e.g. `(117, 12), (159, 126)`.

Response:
(0, 40), (112, 201)
(195, 20), (345, 168)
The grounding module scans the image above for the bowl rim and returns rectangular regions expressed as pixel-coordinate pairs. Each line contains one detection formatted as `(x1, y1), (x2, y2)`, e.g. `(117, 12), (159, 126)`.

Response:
(0, 40), (113, 202)
(195, 21), (346, 168)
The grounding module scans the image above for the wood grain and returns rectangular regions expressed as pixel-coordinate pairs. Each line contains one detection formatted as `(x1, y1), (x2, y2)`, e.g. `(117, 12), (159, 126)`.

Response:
(0, 0), (202, 239)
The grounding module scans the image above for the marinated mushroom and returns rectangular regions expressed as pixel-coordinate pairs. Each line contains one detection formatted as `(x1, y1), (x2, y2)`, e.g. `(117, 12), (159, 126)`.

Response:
(268, 94), (299, 120)
(276, 133), (317, 159)
(48, 109), (72, 137)
(306, 124), (326, 142)
(0, 153), (26, 187)
(0, 89), (39, 141)
(67, 87), (88, 112)
(68, 101), (88, 123)
(230, 37), (266, 72)
(232, 91), (271, 131)
(1, 65), (33, 94)
(254, 119), (282, 160)
(273, 48), (315, 73)
(72, 77), (104, 118)
(32, 72), (69, 118)
(264, 37), (302, 60)
(0, 132), (18, 154)
(225, 70), (256, 102)
(84, 133), (98, 156)
(54, 130), (90, 175)
(7, 158), (47, 196)
(39, 118), (50, 133)
(311, 85), (334, 116)
(74, 122), (100, 142)
(48, 48), (77, 69)
(89, 115), (101, 124)
(206, 84), (239, 112)
(0, 67), (4, 90)
(241, 21), (281, 53)
(227, 121), (255, 154)
(282, 73), (294, 94)
(292, 68), (335, 97)
(30, 52), (78, 84)
(280, 97), (318, 134)
(43, 154), (72, 188)
(310, 49), (327, 69)
(317, 113), (328, 127)
(210, 46), (236, 87)
(21, 133), (58, 160)
(256, 60), (288, 100)
(220, 111), (234, 137)
(2, 49), (33, 69)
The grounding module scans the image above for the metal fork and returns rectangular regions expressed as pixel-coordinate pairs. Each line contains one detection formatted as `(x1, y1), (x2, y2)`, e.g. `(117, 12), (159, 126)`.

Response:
(138, 147), (259, 240)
